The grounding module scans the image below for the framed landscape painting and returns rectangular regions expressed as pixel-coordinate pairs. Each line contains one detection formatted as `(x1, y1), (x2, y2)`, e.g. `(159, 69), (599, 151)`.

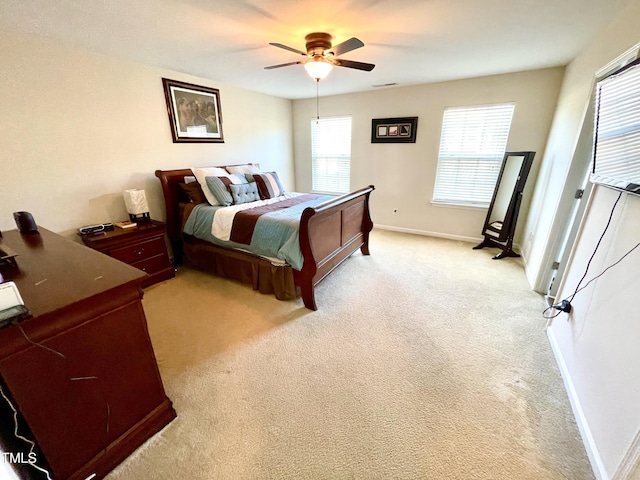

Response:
(371, 117), (418, 143)
(162, 78), (224, 143)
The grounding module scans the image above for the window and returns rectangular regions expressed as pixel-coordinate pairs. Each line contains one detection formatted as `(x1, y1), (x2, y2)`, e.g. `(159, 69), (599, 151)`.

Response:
(592, 57), (640, 191)
(433, 103), (515, 207)
(311, 116), (352, 194)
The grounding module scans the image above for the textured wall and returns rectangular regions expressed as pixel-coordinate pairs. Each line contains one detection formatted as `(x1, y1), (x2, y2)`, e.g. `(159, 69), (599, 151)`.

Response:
(0, 31), (294, 238)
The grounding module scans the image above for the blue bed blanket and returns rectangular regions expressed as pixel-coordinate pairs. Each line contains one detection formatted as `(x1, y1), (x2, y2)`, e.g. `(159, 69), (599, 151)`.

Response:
(183, 193), (334, 270)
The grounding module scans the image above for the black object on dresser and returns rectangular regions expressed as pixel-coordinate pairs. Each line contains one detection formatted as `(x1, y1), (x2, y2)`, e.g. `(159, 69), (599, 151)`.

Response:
(82, 220), (175, 287)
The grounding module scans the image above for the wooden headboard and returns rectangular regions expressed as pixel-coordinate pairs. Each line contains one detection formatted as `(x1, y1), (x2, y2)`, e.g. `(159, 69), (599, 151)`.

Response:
(155, 164), (260, 265)
(155, 168), (193, 265)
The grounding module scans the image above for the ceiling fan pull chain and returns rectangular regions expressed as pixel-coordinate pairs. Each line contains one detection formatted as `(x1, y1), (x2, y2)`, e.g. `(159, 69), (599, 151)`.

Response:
(316, 79), (320, 121)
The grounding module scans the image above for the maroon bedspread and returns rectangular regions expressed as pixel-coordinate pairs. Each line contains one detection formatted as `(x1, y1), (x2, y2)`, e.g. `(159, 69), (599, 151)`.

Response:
(229, 194), (323, 245)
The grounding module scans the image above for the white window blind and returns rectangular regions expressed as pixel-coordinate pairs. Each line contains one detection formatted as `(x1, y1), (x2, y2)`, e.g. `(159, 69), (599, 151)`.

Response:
(433, 103), (515, 207)
(311, 116), (352, 194)
(593, 59), (640, 189)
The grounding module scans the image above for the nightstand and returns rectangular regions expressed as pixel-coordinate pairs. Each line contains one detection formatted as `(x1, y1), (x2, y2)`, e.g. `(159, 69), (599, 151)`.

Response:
(82, 220), (175, 287)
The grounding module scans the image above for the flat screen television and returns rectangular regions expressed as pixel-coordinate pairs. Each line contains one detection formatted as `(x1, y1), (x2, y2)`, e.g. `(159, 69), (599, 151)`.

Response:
(591, 57), (640, 195)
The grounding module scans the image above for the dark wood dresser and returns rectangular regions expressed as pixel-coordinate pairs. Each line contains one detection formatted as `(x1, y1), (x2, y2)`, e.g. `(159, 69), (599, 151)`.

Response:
(81, 220), (175, 287)
(0, 228), (176, 480)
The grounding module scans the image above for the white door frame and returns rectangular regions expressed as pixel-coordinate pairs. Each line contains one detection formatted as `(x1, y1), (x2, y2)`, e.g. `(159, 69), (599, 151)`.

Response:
(535, 44), (640, 298)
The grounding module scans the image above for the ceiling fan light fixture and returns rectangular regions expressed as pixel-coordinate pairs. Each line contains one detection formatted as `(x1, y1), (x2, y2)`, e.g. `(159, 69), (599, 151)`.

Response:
(304, 59), (333, 81)
(265, 33), (374, 78)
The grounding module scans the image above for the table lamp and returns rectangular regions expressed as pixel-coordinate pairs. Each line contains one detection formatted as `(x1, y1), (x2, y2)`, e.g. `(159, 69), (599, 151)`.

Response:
(123, 189), (150, 223)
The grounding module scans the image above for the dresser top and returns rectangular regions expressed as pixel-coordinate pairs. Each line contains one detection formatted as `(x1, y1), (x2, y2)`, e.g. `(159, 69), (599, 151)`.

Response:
(0, 228), (146, 319)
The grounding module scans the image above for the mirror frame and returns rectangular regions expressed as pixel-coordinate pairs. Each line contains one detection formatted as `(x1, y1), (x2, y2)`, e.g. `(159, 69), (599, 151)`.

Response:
(474, 151), (535, 259)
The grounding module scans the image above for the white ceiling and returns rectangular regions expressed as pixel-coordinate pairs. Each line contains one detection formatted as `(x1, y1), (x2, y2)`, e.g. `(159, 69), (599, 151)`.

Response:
(1, 0), (632, 100)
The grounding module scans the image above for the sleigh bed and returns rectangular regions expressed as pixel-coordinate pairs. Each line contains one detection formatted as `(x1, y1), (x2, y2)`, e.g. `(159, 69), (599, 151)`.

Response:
(155, 167), (374, 310)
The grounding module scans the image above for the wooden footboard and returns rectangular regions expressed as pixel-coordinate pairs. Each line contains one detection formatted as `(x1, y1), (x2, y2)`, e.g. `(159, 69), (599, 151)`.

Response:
(295, 185), (375, 310)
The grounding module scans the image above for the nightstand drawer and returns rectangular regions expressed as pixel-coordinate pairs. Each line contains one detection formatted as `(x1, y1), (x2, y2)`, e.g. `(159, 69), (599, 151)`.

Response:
(110, 237), (166, 263)
(131, 253), (170, 275)
(81, 219), (175, 287)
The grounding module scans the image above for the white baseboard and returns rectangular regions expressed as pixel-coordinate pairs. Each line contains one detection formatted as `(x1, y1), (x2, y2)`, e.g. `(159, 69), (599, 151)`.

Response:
(546, 326), (609, 480)
(520, 249), (536, 288)
(373, 224), (482, 244)
(613, 429), (640, 480)
(548, 330), (640, 479)
(373, 224), (526, 258)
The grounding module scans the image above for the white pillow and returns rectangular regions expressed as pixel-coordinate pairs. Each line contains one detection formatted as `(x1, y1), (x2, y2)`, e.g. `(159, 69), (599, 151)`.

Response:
(191, 166), (229, 205)
(226, 163), (261, 175)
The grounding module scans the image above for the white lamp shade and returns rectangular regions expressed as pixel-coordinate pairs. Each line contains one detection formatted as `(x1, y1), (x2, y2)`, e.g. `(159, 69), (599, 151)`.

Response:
(123, 189), (149, 215)
(304, 60), (333, 80)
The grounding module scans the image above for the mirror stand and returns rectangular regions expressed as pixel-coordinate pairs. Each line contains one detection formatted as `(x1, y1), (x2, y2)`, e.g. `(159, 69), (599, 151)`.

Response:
(473, 151), (535, 259)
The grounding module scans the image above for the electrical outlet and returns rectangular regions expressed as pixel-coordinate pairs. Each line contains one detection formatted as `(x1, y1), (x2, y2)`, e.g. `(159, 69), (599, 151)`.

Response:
(553, 300), (572, 313)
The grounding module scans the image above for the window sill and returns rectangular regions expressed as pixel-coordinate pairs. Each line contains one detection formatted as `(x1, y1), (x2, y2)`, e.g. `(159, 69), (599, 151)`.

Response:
(312, 190), (345, 196)
(430, 201), (489, 211)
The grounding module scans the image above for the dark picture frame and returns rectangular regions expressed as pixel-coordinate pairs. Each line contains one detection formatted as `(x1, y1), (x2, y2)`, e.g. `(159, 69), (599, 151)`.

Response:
(371, 117), (418, 143)
(162, 78), (224, 143)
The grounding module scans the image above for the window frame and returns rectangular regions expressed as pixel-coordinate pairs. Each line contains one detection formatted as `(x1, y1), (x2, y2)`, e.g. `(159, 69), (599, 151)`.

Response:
(310, 115), (352, 195)
(591, 57), (640, 192)
(432, 103), (515, 208)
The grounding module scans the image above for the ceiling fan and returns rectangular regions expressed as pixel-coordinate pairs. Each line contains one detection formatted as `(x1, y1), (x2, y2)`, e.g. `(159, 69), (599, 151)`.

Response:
(265, 32), (375, 81)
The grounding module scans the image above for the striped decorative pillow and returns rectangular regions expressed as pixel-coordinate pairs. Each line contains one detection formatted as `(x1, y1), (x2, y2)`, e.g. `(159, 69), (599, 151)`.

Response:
(253, 172), (285, 199)
(192, 166), (227, 205)
(205, 174), (248, 206)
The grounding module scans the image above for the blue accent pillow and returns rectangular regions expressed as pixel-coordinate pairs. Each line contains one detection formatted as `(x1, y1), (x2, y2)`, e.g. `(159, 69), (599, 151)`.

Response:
(230, 182), (261, 205)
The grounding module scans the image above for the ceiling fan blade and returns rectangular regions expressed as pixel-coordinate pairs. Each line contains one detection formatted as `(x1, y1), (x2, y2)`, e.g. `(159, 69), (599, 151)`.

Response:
(269, 42), (307, 56)
(334, 59), (375, 72)
(264, 61), (302, 70)
(330, 37), (364, 56)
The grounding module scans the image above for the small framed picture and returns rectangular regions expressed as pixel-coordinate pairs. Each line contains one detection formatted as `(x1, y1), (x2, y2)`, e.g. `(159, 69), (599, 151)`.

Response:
(162, 78), (224, 143)
(371, 117), (418, 143)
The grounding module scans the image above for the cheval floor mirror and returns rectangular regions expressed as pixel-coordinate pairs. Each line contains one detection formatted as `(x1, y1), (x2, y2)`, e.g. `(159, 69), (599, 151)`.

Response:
(474, 151), (535, 259)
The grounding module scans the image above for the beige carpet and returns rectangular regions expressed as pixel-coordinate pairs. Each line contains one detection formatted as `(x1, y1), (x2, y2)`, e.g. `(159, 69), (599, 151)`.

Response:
(107, 229), (593, 480)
